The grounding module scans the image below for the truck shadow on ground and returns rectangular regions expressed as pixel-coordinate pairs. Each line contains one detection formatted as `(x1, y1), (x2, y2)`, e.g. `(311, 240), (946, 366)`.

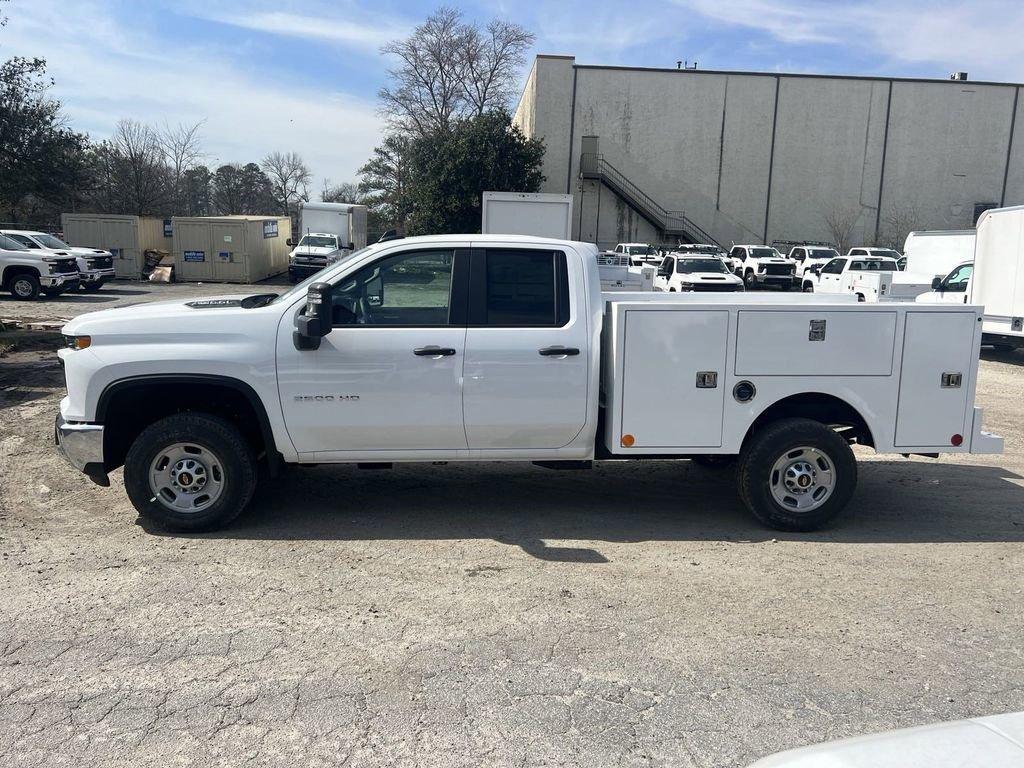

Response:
(982, 346), (1024, 366)
(173, 459), (1024, 560)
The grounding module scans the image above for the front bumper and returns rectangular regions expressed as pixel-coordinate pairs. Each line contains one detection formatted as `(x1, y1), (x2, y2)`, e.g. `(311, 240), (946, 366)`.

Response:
(40, 273), (80, 289)
(289, 262), (327, 279)
(81, 268), (116, 286)
(55, 413), (109, 486)
(754, 273), (794, 287)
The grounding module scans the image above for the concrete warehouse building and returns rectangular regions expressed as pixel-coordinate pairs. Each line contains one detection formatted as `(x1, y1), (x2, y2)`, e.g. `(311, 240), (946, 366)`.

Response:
(513, 55), (1024, 250)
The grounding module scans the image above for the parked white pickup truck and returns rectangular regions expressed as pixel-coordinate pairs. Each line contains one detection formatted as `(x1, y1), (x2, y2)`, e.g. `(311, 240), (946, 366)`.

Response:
(1, 229), (115, 292)
(0, 233), (80, 299)
(613, 243), (662, 271)
(787, 246), (839, 281)
(654, 254), (744, 292)
(56, 235), (1001, 535)
(803, 254), (915, 300)
(728, 245), (796, 289)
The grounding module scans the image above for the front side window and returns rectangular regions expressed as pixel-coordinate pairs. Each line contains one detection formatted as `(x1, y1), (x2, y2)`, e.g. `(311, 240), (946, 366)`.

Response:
(332, 249), (455, 326)
(658, 258), (674, 277)
(822, 259), (846, 274)
(481, 250), (567, 327)
(944, 264), (973, 290)
(8, 234), (41, 249)
(792, 249), (805, 261)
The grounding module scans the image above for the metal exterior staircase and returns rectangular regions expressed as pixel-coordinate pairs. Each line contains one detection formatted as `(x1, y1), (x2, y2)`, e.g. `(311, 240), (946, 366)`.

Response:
(580, 153), (721, 248)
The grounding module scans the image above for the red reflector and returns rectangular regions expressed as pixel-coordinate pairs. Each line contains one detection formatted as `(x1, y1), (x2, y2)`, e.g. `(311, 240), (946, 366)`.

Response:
(951, 434), (964, 446)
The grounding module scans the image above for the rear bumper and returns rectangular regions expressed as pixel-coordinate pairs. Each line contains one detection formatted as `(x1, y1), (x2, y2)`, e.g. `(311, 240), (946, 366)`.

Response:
(55, 413), (109, 486)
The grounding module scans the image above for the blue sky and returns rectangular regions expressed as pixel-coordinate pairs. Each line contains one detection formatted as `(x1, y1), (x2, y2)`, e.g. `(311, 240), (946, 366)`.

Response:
(4, 0), (1023, 193)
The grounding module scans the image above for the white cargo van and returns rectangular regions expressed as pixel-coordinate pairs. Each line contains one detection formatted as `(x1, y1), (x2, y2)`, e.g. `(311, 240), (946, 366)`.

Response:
(288, 202), (368, 282)
(916, 205), (1024, 348)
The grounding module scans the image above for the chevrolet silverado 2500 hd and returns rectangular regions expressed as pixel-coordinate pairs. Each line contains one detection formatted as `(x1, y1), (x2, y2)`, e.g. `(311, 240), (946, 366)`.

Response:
(56, 235), (1002, 533)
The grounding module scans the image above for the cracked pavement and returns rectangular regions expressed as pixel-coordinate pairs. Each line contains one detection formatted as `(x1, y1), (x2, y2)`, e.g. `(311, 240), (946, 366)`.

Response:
(2, 289), (1024, 766)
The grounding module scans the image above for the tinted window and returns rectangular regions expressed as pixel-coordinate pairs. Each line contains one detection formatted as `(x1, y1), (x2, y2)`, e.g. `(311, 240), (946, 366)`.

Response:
(8, 234), (40, 248)
(808, 249), (838, 260)
(750, 248), (776, 258)
(658, 258), (674, 277)
(482, 250), (567, 327)
(850, 259), (898, 271)
(945, 264), (973, 290)
(332, 249), (454, 326)
(677, 258), (728, 274)
(822, 259), (846, 274)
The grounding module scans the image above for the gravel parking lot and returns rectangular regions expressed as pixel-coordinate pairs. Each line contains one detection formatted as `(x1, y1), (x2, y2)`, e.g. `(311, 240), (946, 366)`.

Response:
(2, 282), (1024, 767)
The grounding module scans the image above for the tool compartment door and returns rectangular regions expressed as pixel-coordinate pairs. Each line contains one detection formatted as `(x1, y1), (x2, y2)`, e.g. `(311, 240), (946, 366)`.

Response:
(620, 309), (729, 448)
(895, 311), (975, 447)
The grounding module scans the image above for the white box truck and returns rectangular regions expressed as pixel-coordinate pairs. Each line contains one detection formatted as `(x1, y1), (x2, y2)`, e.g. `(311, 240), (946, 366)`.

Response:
(481, 192), (573, 239)
(917, 205), (1024, 348)
(903, 230), (976, 279)
(57, 234), (1000, 536)
(288, 202), (368, 282)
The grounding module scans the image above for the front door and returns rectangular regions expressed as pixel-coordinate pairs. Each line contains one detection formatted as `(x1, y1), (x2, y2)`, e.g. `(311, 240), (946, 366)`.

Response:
(462, 246), (590, 449)
(277, 247), (469, 455)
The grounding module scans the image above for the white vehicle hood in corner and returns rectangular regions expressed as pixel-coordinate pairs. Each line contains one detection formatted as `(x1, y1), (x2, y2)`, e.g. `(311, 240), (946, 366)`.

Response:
(750, 711), (1024, 767)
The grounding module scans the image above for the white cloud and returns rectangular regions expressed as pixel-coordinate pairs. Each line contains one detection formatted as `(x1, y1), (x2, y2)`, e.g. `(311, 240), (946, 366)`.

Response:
(4, 0), (386, 190)
(191, 9), (409, 52)
(677, 0), (1024, 80)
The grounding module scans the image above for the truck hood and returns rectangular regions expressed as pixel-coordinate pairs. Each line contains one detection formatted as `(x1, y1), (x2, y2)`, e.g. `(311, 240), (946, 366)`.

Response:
(68, 246), (112, 257)
(62, 294), (280, 335)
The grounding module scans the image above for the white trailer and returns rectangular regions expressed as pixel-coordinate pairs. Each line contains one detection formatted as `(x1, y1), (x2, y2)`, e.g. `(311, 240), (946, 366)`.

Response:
(903, 230), (976, 279)
(481, 192), (573, 239)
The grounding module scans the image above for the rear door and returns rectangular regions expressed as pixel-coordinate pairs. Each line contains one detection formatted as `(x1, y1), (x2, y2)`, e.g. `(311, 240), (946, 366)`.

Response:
(462, 246), (589, 449)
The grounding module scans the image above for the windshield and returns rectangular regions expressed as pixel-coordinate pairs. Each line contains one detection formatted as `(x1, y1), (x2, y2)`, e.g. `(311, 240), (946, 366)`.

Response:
(750, 248), (777, 259)
(850, 259), (899, 271)
(298, 235), (338, 249)
(626, 245), (656, 256)
(869, 249), (901, 259)
(36, 233), (71, 249)
(808, 249), (839, 260)
(0, 233), (27, 251)
(678, 257), (729, 274)
(271, 246), (373, 305)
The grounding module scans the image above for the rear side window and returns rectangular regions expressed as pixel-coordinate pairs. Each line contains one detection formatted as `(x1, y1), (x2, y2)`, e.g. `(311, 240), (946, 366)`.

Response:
(473, 250), (569, 327)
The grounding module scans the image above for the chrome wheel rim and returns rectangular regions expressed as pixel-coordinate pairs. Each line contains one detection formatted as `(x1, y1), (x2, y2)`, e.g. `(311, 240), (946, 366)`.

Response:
(149, 442), (224, 514)
(769, 446), (835, 512)
(13, 278), (33, 297)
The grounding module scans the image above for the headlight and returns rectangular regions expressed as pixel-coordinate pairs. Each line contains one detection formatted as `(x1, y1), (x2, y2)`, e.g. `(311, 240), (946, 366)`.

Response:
(63, 335), (91, 350)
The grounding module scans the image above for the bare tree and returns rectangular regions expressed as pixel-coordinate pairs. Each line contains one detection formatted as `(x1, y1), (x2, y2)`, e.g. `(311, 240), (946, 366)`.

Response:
(823, 202), (862, 254)
(879, 200), (924, 250)
(261, 150), (311, 218)
(461, 20), (534, 116)
(378, 7), (534, 136)
(158, 120), (205, 212)
(321, 179), (361, 203)
(107, 119), (168, 215)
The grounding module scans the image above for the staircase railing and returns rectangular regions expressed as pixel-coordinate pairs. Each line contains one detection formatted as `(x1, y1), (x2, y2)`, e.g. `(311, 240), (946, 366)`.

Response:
(580, 153), (721, 248)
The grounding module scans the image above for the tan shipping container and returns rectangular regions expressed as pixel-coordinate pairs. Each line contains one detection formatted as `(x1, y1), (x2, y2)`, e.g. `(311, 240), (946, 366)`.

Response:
(171, 216), (291, 283)
(60, 214), (172, 279)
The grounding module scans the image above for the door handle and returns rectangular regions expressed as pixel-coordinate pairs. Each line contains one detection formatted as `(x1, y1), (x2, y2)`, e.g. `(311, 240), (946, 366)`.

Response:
(413, 346), (456, 357)
(538, 346), (580, 357)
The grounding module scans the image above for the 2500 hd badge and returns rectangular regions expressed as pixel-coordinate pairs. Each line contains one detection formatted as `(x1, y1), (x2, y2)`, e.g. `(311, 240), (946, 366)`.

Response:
(293, 394), (360, 402)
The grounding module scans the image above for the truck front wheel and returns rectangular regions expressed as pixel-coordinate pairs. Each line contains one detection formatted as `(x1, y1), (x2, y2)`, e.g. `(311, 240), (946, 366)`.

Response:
(123, 413), (257, 532)
(744, 271), (757, 288)
(737, 418), (857, 531)
(8, 273), (40, 300)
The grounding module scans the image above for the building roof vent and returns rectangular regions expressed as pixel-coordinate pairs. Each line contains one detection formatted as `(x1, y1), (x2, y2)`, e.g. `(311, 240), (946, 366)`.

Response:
(950, 71), (968, 81)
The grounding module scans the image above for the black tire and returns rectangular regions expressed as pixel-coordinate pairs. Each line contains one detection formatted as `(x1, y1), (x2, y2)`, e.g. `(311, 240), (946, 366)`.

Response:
(43, 288), (65, 298)
(123, 413), (257, 532)
(80, 283), (102, 293)
(744, 271), (756, 288)
(737, 418), (857, 532)
(691, 454), (737, 469)
(802, 282), (814, 293)
(7, 272), (40, 300)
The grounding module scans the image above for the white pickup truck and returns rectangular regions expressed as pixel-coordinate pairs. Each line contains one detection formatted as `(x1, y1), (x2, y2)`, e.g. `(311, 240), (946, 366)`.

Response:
(56, 235), (1001, 535)
(803, 254), (930, 302)
(727, 245), (796, 289)
(613, 243), (662, 271)
(0, 229), (115, 292)
(1, 233), (80, 299)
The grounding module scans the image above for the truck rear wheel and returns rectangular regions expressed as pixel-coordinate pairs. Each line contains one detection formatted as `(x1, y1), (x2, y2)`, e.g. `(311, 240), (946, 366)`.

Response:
(124, 413), (257, 532)
(737, 418), (857, 531)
